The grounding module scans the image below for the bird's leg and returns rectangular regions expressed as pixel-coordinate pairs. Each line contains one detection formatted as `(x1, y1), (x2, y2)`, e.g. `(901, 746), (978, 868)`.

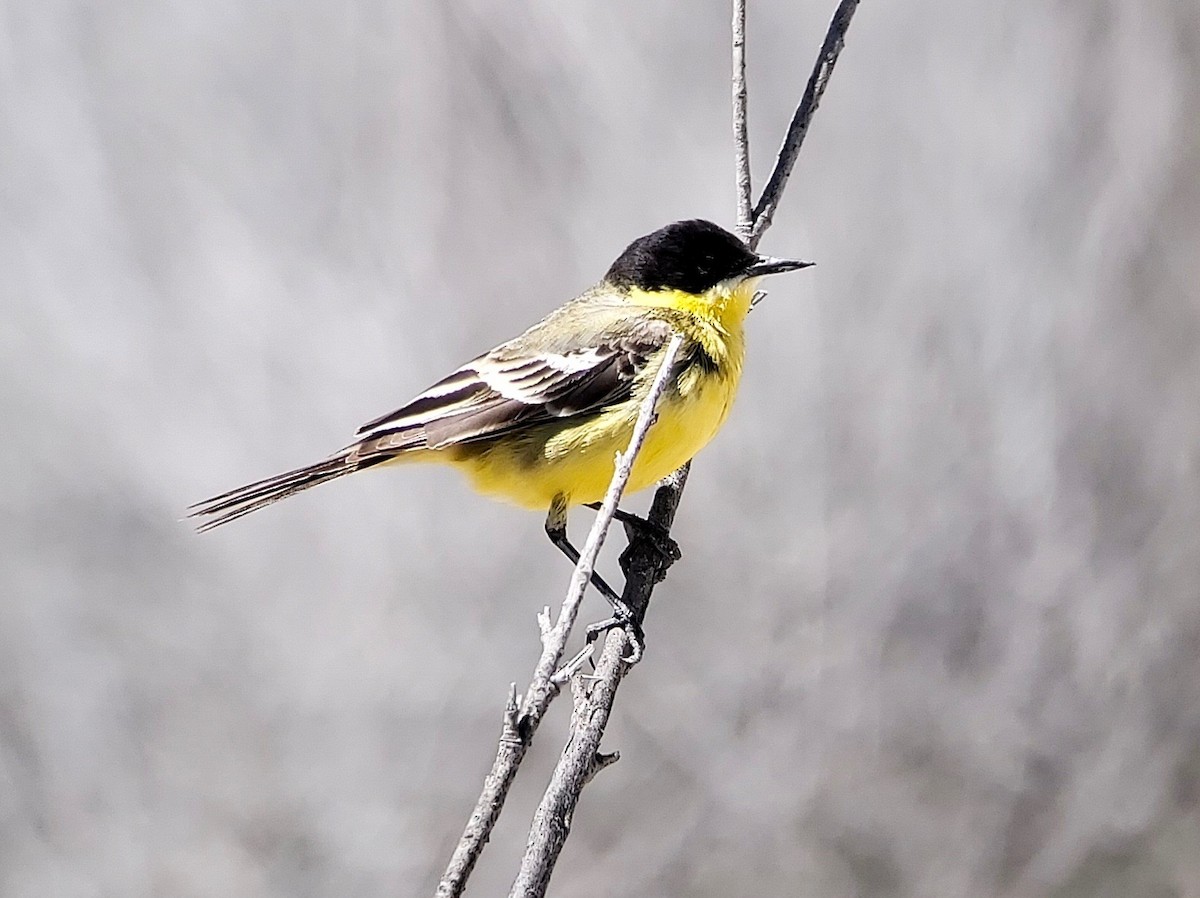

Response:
(583, 502), (681, 564)
(545, 495), (644, 661)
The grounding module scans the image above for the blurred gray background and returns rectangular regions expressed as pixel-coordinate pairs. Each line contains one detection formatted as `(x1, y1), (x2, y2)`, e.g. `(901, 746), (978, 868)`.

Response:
(3, 0), (1199, 895)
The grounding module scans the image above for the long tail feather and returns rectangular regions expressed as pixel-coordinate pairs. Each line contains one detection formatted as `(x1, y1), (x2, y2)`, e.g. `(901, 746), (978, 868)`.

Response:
(189, 453), (377, 532)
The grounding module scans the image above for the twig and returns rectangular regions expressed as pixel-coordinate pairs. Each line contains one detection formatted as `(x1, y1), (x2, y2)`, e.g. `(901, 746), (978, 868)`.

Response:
(436, 335), (684, 898)
(508, 624), (630, 897)
(748, 0), (860, 250)
(434, 686), (523, 898)
(732, 0), (753, 237)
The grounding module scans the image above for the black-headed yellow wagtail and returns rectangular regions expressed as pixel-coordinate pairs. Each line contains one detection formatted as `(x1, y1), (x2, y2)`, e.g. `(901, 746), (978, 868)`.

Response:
(190, 219), (811, 650)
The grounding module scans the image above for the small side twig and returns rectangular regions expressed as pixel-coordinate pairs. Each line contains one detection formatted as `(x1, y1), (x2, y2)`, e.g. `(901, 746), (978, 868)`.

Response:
(749, 0), (860, 249)
(435, 335), (685, 898)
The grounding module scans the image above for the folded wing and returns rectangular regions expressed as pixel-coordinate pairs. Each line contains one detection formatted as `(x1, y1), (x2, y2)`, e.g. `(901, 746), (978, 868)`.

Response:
(354, 313), (677, 457)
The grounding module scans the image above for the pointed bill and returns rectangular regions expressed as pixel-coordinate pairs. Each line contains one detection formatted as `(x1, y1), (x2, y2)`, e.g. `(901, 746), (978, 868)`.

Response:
(746, 256), (814, 277)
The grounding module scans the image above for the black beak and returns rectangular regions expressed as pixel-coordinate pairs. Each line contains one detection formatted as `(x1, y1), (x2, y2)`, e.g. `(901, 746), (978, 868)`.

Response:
(746, 255), (814, 277)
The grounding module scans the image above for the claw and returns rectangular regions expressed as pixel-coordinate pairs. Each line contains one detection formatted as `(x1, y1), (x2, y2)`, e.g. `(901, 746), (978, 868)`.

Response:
(585, 613), (645, 664)
(625, 520), (681, 564)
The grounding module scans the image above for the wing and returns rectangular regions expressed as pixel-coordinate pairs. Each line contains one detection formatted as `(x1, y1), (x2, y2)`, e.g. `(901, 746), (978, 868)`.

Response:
(353, 302), (678, 456)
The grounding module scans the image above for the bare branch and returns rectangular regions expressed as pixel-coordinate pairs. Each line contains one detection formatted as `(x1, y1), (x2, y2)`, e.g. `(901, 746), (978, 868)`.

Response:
(505, 339), (684, 897)
(508, 626), (630, 898)
(748, 0), (860, 249)
(434, 687), (523, 898)
(436, 335), (685, 898)
(517, 331), (684, 726)
(732, 0), (753, 238)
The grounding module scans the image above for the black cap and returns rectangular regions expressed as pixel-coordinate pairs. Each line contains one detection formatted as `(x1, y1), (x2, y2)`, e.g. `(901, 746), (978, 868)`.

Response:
(603, 220), (761, 293)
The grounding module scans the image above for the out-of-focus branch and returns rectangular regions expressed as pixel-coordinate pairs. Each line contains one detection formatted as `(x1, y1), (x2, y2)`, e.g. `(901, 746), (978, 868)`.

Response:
(436, 335), (684, 898)
(504, 3), (861, 896)
(733, 0), (753, 237)
(749, 0), (860, 249)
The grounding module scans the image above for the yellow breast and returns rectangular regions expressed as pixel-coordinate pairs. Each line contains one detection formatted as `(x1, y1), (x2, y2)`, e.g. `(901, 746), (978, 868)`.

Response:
(450, 364), (740, 510)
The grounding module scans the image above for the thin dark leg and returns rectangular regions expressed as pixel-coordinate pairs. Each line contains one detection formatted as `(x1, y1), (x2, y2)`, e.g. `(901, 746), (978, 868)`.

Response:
(544, 522), (627, 609)
(545, 496), (644, 661)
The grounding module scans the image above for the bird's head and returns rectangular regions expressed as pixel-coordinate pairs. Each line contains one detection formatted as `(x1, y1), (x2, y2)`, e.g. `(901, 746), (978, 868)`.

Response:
(604, 220), (812, 300)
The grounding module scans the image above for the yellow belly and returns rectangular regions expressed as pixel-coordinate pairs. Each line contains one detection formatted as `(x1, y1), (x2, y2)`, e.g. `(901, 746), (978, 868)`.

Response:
(446, 364), (741, 510)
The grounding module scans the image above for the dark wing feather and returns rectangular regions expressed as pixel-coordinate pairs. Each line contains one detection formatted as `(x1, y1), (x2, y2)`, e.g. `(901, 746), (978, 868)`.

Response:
(353, 307), (676, 455)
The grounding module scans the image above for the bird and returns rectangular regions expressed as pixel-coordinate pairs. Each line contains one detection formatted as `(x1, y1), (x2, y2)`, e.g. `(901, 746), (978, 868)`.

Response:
(189, 219), (811, 654)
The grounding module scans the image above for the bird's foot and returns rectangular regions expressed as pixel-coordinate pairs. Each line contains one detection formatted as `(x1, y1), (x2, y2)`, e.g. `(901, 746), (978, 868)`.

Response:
(585, 611), (645, 665)
(585, 503), (681, 564)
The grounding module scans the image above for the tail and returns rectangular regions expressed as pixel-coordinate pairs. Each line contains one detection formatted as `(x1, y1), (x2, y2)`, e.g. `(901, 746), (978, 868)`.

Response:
(188, 451), (389, 532)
